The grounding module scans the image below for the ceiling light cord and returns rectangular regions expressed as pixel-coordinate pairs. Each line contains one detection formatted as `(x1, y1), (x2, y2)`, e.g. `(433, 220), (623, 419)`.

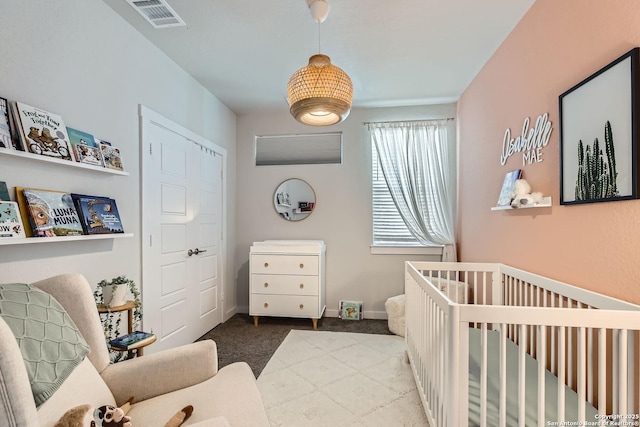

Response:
(317, 21), (321, 54)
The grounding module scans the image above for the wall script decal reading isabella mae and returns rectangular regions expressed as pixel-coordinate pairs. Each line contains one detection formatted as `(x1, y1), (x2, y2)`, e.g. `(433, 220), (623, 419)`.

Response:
(500, 113), (553, 166)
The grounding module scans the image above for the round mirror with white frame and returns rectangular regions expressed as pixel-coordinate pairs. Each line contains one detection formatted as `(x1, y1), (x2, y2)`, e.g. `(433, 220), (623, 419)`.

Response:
(273, 178), (316, 221)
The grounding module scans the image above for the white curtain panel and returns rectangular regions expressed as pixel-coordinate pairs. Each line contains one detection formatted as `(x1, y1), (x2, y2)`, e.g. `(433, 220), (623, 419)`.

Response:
(370, 120), (457, 261)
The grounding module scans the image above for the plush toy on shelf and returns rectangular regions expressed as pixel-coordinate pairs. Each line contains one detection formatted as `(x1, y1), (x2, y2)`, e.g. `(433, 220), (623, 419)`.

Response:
(510, 179), (543, 208)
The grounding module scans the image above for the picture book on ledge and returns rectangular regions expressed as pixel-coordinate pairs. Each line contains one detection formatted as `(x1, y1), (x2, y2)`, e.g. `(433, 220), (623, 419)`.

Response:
(16, 187), (84, 237)
(13, 102), (74, 162)
(0, 201), (26, 239)
(67, 127), (104, 167)
(71, 193), (124, 234)
(98, 140), (125, 171)
(496, 169), (522, 207)
(338, 300), (364, 321)
(109, 331), (155, 349)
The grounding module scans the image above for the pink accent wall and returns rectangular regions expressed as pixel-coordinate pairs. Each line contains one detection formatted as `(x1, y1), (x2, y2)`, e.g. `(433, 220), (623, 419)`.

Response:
(458, 0), (640, 304)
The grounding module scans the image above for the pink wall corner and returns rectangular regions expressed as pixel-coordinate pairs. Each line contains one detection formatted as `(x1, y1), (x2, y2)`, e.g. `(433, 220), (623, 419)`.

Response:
(457, 0), (640, 304)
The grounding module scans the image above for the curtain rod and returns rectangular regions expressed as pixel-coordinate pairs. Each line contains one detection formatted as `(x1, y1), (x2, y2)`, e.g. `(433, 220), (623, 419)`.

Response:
(362, 117), (455, 125)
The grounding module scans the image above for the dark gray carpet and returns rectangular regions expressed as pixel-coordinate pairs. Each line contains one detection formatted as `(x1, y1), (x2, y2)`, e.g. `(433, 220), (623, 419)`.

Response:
(197, 314), (392, 377)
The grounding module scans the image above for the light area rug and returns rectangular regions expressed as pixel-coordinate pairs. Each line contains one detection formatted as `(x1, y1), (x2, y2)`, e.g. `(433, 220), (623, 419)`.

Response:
(257, 330), (429, 426)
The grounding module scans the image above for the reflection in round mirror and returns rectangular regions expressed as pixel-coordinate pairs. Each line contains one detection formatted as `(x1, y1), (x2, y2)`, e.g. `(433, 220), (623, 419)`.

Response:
(273, 178), (316, 221)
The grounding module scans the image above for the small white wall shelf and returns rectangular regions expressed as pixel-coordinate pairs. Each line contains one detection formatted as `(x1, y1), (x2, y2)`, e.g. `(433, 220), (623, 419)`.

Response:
(0, 148), (129, 176)
(491, 196), (552, 211)
(0, 233), (134, 246)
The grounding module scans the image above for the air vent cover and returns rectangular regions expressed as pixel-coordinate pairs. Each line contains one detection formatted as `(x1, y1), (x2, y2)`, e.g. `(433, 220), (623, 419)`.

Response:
(126, 0), (186, 28)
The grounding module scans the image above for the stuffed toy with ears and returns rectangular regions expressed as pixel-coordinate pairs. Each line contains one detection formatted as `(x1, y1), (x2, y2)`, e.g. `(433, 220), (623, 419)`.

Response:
(54, 399), (193, 427)
(510, 179), (543, 208)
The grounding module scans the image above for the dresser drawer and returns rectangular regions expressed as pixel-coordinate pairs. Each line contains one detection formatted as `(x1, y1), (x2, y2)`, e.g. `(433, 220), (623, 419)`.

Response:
(251, 254), (319, 275)
(250, 294), (320, 317)
(251, 274), (318, 296)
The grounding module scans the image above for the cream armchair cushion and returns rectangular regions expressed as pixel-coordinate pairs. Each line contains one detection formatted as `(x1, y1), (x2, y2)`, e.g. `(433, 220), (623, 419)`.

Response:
(0, 273), (269, 427)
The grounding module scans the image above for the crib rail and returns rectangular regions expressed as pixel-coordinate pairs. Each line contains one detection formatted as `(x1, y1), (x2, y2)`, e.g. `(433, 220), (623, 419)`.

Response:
(406, 261), (640, 427)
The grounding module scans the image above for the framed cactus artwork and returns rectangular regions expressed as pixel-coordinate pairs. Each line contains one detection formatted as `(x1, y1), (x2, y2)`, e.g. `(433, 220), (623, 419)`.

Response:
(559, 47), (640, 205)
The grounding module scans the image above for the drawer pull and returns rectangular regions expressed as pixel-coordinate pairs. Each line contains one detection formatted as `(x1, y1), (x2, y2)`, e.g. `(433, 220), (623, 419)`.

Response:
(264, 282), (269, 288)
(264, 303), (269, 308)
(299, 263), (304, 268)
(299, 304), (304, 309)
(264, 262), (269, 267)
(299, 283), (304, 289)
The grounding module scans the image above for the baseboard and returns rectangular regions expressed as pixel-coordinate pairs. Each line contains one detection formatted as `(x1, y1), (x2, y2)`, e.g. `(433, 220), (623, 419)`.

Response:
(224, 305), (238, 322)
(325, 309), (388, 320)
(230, 306), (387, 320)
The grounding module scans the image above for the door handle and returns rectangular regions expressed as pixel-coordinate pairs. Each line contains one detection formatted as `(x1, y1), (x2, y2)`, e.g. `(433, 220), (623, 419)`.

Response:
(187, 248), (207, 256)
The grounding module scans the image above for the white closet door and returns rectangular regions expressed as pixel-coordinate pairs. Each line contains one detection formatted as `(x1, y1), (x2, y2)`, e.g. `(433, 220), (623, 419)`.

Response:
(140, 106), (224, 353)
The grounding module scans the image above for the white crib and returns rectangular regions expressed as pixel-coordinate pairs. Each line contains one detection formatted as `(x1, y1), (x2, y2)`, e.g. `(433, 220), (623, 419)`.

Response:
(405, 261), (640, 427)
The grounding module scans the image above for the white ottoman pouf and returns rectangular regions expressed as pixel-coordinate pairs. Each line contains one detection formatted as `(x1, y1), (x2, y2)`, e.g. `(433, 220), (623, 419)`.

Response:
(385, 294), (406, 337)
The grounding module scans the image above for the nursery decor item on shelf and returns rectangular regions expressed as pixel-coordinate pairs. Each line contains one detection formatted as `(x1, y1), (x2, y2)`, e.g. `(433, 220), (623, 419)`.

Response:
(510, 179), (543, 208)
(496, 169), (522, 206)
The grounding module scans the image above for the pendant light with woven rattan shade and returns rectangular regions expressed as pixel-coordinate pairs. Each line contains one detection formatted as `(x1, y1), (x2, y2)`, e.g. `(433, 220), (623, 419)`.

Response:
(287, 0), (353, 126)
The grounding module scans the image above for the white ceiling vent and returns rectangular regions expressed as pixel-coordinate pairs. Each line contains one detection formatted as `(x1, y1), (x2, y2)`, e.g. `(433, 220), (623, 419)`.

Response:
(126, 0), (186, 28)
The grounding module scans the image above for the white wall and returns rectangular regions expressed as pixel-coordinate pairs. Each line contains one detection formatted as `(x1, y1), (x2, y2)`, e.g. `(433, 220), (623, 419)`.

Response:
(0, 1), (238, 319)
(236, 103), (456, 318)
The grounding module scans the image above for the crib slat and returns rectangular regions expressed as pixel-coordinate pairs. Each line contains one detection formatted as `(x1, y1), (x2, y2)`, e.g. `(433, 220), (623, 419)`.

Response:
(500, 323), (507, 427)
(619, 329), (628, 415)
(481, 323), (487, 427)
(537, 325), (546, 427)
(598, 328), (607, 419)
(613, 330), (619, 414)
(577, 327), (586, 422)
(627, 331), (635, 413)
(519, 324), (526, 427)
(558, 326), (566, 422)
(551, 294), (556, 375)
(567, 299), (574, 390)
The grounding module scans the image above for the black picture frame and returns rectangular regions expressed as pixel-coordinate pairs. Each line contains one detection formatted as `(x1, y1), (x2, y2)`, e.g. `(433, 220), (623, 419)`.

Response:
(559, 47), (640, 205)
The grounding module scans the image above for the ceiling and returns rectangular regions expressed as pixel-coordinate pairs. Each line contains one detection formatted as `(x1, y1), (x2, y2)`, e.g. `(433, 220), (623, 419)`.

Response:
(103, 0), (535, 116)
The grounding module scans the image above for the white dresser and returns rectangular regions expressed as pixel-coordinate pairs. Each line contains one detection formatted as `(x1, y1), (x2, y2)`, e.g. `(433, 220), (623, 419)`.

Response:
(250, 240), (326, 329)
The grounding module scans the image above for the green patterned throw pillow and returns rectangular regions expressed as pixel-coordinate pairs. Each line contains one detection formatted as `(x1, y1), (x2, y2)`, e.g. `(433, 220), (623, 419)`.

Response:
(0, 283), (90, 406)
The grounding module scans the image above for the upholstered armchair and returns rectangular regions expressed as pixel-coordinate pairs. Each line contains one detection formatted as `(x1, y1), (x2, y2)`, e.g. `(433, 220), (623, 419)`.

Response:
(0, 273), (269, 427)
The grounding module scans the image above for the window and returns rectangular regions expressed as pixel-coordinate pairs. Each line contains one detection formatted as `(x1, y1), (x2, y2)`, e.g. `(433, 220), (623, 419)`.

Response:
(255, 132), (342, 166)
(368, 119), (456, 256)
(371, 142), (421, 247)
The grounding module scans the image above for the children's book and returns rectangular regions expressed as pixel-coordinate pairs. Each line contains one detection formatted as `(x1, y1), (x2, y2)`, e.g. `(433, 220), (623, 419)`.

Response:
(14, 102), (74, 161)
(0, 201), (26, 238)
(338, 300), (364, 320)
(17, 187), (84, 237)
(7, 101), (23, 150)
(99, 142), (124, 171)
(496, 169), (522, 206)
(0, 97), (13, 150)
(71, 193), (124, 234)
(0, 181), (9, 201)
(109, 331), (155, 349)
(67, 127), (104, 167)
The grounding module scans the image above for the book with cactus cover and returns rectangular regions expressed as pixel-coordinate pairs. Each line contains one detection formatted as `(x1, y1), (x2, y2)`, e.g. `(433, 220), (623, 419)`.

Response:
(496, 169), (522, 206)
(14, 102), (74, 161)
(0, 201), (26, 238)
(16, 187), (83, 237)
(71, 193), (124, 234)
